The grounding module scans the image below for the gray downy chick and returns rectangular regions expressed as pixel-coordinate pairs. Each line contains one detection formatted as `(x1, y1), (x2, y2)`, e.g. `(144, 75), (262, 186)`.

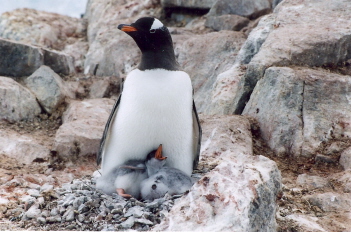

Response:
(141, 144), (193, 201)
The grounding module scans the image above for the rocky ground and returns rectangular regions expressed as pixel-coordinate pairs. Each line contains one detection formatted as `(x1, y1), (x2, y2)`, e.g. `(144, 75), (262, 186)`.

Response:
(1, 0), (351, 231)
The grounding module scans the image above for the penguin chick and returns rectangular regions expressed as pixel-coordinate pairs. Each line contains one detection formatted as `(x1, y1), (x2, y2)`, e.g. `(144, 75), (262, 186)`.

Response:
(141, 144), (193, 201)
(96, 159), (147, 197)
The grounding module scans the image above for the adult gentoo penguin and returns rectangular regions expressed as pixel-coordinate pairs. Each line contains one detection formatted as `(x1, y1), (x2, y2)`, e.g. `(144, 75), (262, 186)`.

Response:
(96, 17), (201, 194)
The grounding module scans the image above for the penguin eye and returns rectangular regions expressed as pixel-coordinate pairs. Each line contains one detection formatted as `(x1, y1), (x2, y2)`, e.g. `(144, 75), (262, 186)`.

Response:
(149, 29), (156, 33)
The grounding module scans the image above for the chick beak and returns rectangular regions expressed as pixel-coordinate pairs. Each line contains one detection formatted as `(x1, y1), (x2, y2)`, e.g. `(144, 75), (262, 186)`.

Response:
(155, 144), (167, 160)
(118, 24), (137, 32)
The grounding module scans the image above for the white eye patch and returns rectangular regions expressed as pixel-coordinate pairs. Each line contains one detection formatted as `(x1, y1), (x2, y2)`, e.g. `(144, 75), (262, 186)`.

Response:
(150, 18), (163, 30)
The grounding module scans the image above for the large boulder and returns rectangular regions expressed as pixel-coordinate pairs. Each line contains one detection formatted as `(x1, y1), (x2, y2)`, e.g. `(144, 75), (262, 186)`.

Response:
(24, 66), (70, 114)
(174, 30), (246, 112)
(53, 98), (115, 160)
(0, 76), (41, 122)
(0, 8), (86, 72)
(155, 115), (281, 231)
(204, 14), (275, 115)
(161, 0), (216, 9)
(208, 0), (272, 19)
(84, 0), (161, 76)
(234, 0), (351, 114)
(0, 39), (75, 77)
(243, 67), (351, 157)
(0, 130), (50, 164)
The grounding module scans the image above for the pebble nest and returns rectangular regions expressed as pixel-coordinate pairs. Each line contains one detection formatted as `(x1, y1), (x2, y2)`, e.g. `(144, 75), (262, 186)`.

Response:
(7, 175), (197, 231)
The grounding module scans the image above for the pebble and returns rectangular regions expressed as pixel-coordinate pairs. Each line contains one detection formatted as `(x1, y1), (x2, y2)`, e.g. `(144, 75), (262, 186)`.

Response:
(14, 176), (185, 230)
(37, 216), (46, 224)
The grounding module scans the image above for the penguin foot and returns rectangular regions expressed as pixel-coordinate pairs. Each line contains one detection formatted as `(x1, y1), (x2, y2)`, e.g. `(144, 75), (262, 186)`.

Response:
(116, 188), (132, 198)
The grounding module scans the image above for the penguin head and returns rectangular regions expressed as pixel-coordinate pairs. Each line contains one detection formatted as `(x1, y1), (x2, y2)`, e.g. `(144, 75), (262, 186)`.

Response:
(118, 17), (173, 53)
(145, 144), (167, 176)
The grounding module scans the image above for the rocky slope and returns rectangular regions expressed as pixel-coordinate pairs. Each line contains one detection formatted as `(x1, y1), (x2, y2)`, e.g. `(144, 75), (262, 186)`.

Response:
(1, 0), (351, 231)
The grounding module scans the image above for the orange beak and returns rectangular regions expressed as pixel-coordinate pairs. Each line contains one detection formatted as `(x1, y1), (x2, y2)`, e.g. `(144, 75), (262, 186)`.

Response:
(155, 144), (167, 160)
(118, 24), (137, 32)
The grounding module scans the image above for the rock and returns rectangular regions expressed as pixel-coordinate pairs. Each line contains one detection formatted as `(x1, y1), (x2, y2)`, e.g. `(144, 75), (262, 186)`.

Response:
(0, 8), (86, 51)
(174, 30), (246, 112)
(63, 206), (75, 222)
(204, 14), (275, 115)
(205, 15), (250, 31)
(154, 115), (281, 231)
(120, 216), (135, 229)
(296, 174), (329, 190)
(235, 0), (351, 114)
(340, 147), (351, 170)
(208, 0), (271, 18)
(124, 206), (144, 218)
(135, 218), (154, 225)
(37, 216), (47, 224)
(243, 67), (351, 157)
(304, 192), (351, 212)
(0, 130), (50, 164)
(25, 204), (41, 219)
(161, 0), (216, 9)
(53, 98), (114, 159)
(84, 0), (161, 76)
(46, 215), (62, 223)
(0, 76), (41, 122)
(284, 214), (327, 232)
(0, 38), (75, 77)
(24, 66), (68, 114)
(27, 189), (41, 198)
(89, 79), (111, 99)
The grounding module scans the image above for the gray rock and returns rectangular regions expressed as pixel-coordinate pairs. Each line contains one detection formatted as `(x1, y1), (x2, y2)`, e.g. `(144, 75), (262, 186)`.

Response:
(161, 0), (216, 9)
(296, 174), (329, 190)
(340, 147), (351, 170)
(37, 216), (46, 224)
(236, 0), (351, 114)
(243, 67), (351, 157)
(24, 66), (69, 114)
(25, 204), (41, 219)
(304, 192), (351, 212)
(205, 15), (250, 31)
(174, 30), (246, 112)
(120, 216), (135, 229)
(208, 0), (271, 18)
(61, 194), (75, 207)
(50, 207), (59, 216)
(41, 210), (50, 218)
(40, 184), (54, 193)
(154, 115), (281, 231)
(46, 215), (62, 223)
(0, 76), (41, 122)
(27, 189), (41, 198)
(135, 218), (154, 225)
(124, 206), (144, 218)
(63, 206), (75, 222)
(89, 79), (110, 99)
(77, 214), (85, 222)
(0, 38), (75, 77)
(78, 204), (89, 214)
(0, 39), (43, 77)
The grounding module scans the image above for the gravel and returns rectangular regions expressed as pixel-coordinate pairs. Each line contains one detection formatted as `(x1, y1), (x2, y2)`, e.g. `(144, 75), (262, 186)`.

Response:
(7, 175), (187, 231)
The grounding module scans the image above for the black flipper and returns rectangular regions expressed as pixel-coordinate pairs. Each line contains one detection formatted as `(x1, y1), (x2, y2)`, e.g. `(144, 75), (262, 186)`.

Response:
(192, 100), (202, 170)
(96, 95), (122, 165)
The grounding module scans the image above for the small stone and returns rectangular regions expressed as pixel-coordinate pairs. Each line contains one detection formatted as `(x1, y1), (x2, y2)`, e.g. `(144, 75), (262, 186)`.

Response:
(296, 174), (329, 190)
(65, 224), (77, 230)
(27, 189), (41, 197)
(46, 215), (62, 223)
(121, 216), (135, 229)
(125, 206), (144, 218)
(77, 214), (85, 222)
(145, 201), (160, 209)
(50, 207), (59, 216)
(340, 147), (351, 170)
(40, 184), (54, 193)
(135, 218), (154, 225)
(25, 204), (41, 219)
(62, 194), (75, 207)
(72, 196), (85, 209)
(78, 203), (89, 213)
(41, 210), (50, 218)
(37, 197), (45, 206)
(37, 216), (46, 224)
(63, 206), (75, 222)
(111, 208), (122, 215)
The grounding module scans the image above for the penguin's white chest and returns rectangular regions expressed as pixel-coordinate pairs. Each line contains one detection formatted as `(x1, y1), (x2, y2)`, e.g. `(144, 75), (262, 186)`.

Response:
(103, 69), (194, 175)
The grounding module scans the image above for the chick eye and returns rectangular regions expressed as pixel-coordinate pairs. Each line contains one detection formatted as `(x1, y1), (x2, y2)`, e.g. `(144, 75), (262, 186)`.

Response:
(150, 29), (156, 33)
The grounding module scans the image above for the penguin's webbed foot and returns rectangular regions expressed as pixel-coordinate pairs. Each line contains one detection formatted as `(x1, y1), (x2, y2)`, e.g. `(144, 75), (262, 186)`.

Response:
(116, 188), (132, 198)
